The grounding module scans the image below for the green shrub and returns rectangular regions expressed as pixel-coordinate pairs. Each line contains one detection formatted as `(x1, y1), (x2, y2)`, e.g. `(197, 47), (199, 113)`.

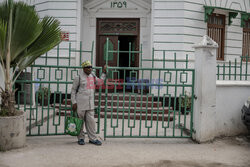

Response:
(179, 91), (192, 109)
(38, 87), (51, 101)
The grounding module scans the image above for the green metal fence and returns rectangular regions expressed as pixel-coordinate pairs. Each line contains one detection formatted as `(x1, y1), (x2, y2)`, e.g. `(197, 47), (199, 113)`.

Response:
(142, 48), (190, 69)
(15, 41), (104, 136)
(103, 38), (195, 139)
(16, 38), (195, 139)
(217, 55), (250, 80)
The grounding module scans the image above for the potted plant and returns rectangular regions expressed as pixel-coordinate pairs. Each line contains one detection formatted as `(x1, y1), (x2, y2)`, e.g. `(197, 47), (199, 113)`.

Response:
(38, 87), (51, 106)
(179, 91), (192, 115)
(0, 0), (61, 151)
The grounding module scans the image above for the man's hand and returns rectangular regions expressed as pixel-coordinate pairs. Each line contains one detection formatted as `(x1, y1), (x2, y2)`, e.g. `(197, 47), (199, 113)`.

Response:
(72, 103), (77, 111)
(103, 64), (107, 74)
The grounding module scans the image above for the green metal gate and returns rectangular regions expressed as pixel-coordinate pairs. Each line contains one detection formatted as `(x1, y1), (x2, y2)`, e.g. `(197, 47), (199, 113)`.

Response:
(15, 42), (105, 136)
(103, 39), (195, 139)
(16, 39), (195, 138)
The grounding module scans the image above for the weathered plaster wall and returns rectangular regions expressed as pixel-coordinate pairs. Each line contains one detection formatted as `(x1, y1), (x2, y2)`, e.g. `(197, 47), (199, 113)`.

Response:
(216, 81), (250, 136)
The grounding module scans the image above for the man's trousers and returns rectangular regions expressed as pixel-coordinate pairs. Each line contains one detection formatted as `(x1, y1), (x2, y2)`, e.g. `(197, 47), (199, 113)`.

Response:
(77, 109), (97, 141)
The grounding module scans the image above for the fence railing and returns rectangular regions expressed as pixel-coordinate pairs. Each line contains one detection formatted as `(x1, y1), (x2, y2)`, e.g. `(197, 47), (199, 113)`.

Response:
(34, 41), (94, 67)
(16, 38), (194, 137)
(142, 49), (190, 69)
(104, 38), (191, 69)
(14, 41), (105, 136)
(216, 56), (250, 81)
(103, 38), (195, 139)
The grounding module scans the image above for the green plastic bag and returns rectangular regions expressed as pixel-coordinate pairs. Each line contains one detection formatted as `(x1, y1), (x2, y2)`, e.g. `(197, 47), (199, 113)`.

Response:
(65, 112), (83, 136)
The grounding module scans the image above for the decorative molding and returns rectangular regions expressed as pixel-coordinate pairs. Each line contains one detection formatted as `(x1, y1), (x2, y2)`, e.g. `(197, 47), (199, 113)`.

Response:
(84, 0), (151, 13)
(85, 0), (108, 11)
(89, 17), (96, 27)
(100, 22), (136, 32)
(204, 0), (249, 12)
(241, 13), (250, 27)
(228, 12), (238, 25)
(130, 0), (150, 11)
(97, 18), (139, 35)
(204, 6), (214, 22)
(84, 0), (151, 27)
(204, 5), (250, 26)
(140, 17), (147, 27)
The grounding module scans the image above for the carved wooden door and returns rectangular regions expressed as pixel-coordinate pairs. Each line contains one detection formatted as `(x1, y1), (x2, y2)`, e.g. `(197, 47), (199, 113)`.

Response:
(96, 18), (140, 67)
(98, 35), (118, 68)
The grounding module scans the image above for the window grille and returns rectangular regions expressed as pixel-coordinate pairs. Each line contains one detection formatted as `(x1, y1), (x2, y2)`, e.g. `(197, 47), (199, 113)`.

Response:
(207, 14), (225, 60)
(242, 18), (250, 62)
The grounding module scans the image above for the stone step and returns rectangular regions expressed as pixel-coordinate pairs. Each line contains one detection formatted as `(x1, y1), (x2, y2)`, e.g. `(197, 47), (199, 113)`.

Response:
(94, 93), (154, 101)
(52, 105), (169, 115)
(99, 112), (174, 122)
(62, 97), (160, 106)
(62, 93), (156, 105)
(56, 110), (174, 121)
(94, 100), (162, 108)
(51, 104), (71, 111)
(62, 99), (72, 105)
(99, 106), (170, 114)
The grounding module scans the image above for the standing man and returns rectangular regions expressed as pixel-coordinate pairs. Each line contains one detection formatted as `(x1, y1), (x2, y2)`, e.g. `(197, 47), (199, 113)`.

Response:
(71, 60), (106, 145)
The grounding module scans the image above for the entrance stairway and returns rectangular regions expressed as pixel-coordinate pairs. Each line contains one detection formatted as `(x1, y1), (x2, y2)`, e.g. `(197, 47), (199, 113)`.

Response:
(94, 93), (173, 121)
(54, 93), (173, 121)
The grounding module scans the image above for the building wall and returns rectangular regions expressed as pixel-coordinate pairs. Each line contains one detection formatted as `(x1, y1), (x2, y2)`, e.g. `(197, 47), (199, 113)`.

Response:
(28, 0), (250, 66)
(152, 0), (250, 62)
(32, 0), (81, 66)
(1, 0), (249, 64)
(216, 81), (250, 136)
(19, 0), (82, 93)
(152, 0), (185, 58)
(30, 0), (152, 66)
(81, 0), (152, 67)
(33, 0), (79, 44)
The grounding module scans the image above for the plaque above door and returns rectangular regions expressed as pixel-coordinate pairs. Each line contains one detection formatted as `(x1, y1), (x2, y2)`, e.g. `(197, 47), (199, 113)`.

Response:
(97, 18), (140, 36)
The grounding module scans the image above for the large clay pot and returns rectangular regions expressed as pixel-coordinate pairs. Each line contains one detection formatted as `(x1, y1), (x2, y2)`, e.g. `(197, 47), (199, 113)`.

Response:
(0, 111), (26, 151)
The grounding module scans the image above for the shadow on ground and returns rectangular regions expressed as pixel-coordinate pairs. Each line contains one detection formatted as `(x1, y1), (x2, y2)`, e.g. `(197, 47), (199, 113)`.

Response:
(116, 160), (250, 167)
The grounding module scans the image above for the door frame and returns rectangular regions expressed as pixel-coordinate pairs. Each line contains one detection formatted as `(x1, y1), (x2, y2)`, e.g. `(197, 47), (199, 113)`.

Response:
(96, 18), (140, 68)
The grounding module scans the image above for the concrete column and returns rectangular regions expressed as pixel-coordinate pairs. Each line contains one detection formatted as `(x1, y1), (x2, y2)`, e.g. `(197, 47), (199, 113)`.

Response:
(193, 35), (218, 143)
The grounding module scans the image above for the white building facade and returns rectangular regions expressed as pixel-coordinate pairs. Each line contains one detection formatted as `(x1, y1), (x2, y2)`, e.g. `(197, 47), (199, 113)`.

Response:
(1, 0), (250, 140)
(30, 0), (250, 66)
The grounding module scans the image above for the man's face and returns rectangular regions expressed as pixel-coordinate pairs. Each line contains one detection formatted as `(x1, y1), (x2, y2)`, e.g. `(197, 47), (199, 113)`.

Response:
(83, 66), (92, 75)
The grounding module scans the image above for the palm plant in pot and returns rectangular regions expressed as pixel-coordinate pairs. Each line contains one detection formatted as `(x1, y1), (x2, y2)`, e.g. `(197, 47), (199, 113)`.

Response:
(0, 0), (61, 151)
